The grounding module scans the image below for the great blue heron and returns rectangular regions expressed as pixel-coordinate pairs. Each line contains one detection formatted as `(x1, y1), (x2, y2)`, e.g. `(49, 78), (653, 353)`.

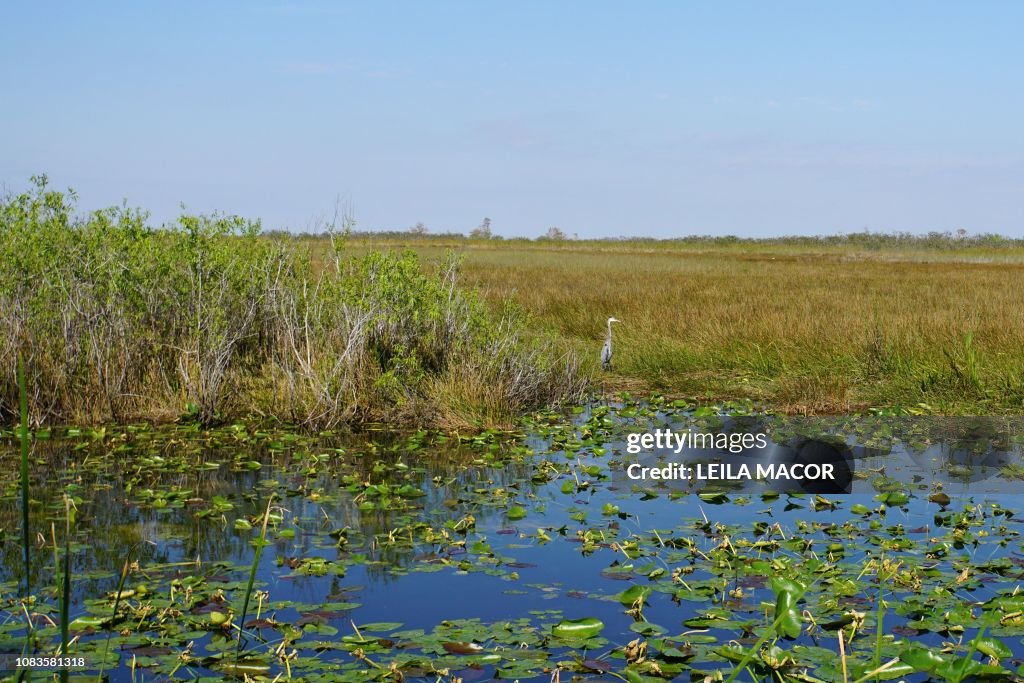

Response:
(600, 317), (620, 370)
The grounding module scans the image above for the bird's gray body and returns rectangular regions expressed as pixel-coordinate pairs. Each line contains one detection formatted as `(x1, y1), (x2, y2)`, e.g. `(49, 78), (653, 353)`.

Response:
(600, 317), (620, 370)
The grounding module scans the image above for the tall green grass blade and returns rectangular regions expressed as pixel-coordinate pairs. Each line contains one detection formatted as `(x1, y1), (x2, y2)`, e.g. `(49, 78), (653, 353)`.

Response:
(18, 356), (30, 599)
(97, 544), (141, 682)
(956, 627), (985, 683)
(235, 498), (274, 665)
(723, 580), (811, 683)
(60, 494), (72, 683)
(18, 355), (32, 683)
(874, 579), (885, 681)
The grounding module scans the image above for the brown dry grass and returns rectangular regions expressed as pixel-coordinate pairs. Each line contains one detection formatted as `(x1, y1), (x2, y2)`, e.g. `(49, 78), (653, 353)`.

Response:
(335, 237), (1024, 415)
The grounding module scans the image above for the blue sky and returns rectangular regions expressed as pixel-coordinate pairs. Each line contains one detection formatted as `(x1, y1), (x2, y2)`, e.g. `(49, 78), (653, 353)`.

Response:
(2, 2), (1022, 237)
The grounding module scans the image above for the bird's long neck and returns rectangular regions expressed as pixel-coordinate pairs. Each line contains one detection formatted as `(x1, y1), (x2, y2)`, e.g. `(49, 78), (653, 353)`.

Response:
(606, 320), (613, 340)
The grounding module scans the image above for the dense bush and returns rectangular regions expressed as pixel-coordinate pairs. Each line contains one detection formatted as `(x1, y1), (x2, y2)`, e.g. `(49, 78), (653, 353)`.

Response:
(0, 177), (585, 427)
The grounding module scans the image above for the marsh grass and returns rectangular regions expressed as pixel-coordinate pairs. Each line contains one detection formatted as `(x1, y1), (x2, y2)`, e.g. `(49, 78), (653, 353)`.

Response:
(347, 235), (1024, 414)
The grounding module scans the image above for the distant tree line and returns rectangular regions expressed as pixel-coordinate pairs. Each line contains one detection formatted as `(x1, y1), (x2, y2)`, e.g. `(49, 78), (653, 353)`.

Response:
(306, 226), (1024, 249)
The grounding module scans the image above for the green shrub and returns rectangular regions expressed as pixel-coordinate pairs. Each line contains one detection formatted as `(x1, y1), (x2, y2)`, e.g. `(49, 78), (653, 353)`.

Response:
(0, 176), (585, 427)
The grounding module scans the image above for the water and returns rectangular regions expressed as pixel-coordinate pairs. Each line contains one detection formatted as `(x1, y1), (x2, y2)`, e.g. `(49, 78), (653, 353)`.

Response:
(2, 405), (1024, 681)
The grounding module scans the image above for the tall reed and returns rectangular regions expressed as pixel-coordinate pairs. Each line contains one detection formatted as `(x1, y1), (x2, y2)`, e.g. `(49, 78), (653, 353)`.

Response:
(59, 494), (72, 683)
(18, 355), (32, 683)
(18, 356), (30, 598)
(235, 498), (274, 666)
(97, 545), (142, 681)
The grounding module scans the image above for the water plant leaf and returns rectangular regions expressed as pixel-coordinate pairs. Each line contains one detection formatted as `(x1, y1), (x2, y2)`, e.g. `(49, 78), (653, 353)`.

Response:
(552, 618), (604, 639)
(209, 611), (230, 627)
(69, 615), (108, 630)
(900, 645), (950, 673)
(359, 622), (403, 632)
(214, 660), (272, 676)
(442, 641), (484, 654)
(771, 577), (805, 639)
(971, 636), (1012, 660)
(616, 585), (651, 607)
(698, 492), (728, 504)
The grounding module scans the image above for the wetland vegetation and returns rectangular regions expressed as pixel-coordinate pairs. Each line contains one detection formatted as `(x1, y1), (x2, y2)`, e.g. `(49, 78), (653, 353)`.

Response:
(5, 179), (1024, 681)
(0, 177), (584, 429)
(6, 176), (1024, 423)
